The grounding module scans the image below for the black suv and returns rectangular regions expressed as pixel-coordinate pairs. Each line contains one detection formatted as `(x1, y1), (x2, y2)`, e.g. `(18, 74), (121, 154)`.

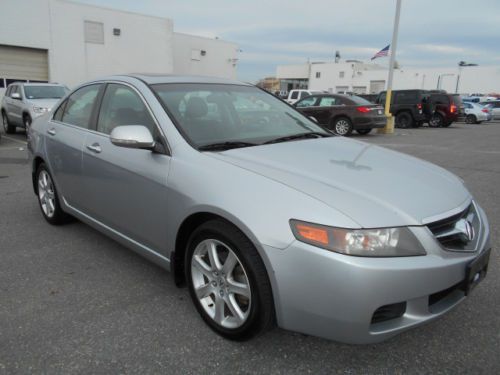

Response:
(376, 90), (430, 128)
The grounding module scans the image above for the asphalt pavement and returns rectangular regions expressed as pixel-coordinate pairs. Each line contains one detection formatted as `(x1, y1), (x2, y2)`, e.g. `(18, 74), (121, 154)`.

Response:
(0, 122), (499, 374)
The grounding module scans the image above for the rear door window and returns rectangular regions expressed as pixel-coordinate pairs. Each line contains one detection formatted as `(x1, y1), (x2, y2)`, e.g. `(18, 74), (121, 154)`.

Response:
(319, 97), (338, 107)
(61, 84), (101, 129)
(394, 91), (417, 104)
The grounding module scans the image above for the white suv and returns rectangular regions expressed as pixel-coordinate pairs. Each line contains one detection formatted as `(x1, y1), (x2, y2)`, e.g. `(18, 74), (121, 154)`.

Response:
(1, 82), (68, 134)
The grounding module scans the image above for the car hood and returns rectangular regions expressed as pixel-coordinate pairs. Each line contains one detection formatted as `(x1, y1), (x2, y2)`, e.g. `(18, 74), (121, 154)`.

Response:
(210, 137), (471, 228)
(26, 98), (60, 109)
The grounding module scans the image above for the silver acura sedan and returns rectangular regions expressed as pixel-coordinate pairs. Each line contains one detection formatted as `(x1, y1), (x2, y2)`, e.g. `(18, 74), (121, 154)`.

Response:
(28, 75), (491, 344)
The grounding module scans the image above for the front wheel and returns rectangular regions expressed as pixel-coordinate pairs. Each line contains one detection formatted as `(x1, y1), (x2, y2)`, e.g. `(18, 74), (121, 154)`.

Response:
(332, 117), (353, 136)
(356, 129), (372, 135)
(186, 220), (274, 341)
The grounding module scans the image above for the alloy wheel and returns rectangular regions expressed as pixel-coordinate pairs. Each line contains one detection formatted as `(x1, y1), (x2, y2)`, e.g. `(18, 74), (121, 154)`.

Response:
(191, 239), (251, 329)
(335, 120), (350, 135)
(38, 170), (56, 218)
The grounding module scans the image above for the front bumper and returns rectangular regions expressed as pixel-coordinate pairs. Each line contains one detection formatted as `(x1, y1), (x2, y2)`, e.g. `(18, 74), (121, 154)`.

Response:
(264, 206), (491, 344)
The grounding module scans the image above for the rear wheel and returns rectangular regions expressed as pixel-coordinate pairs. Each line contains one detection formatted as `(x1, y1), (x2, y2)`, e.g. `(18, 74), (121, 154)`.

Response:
(186, 220), (274, 341)
(332, 117), (353, 136)
(2, 112), (16, 134)
(356, 129), (372, 135)
(395, 112), (413, 128)
(36, 163), (72, 225)
(465, 114), (477, 124)
(429, 113), (444, 127)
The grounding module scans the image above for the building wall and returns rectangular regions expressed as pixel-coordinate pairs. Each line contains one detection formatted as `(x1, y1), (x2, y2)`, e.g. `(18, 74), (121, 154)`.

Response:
(280, 61), (500, 95)
(173, 33), (239, 79)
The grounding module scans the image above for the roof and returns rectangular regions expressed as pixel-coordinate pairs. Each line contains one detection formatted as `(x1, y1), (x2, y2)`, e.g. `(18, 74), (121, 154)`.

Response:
(126, 74), (250, 86)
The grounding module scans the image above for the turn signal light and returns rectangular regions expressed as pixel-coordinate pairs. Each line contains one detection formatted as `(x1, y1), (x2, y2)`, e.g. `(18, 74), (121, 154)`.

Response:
(356, 106), (371, 113)
(294, 223), (329, 245)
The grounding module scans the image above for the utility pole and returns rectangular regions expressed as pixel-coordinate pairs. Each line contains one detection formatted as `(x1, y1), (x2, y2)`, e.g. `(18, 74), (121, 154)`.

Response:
(378, 0), (402, 134)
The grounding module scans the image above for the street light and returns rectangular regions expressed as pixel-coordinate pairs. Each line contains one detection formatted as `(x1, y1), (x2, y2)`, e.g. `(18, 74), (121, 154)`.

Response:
(455, 61), (478, 93)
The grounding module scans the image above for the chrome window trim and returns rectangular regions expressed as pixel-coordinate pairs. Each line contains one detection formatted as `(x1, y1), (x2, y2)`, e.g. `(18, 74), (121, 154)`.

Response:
(50, 79), (171, 155)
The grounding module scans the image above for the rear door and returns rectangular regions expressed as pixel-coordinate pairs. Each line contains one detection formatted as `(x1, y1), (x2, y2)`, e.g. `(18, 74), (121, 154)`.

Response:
(315, 96), (343, 125)
(45, 83), (102, 210)
(80, 82), (171, 253)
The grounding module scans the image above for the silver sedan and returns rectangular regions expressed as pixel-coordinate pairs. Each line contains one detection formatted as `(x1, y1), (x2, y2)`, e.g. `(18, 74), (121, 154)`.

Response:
(28, 75), (491, 344)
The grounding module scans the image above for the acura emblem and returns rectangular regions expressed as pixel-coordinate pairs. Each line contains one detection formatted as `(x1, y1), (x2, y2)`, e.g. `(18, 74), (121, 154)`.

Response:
(454, 218), (475, 243)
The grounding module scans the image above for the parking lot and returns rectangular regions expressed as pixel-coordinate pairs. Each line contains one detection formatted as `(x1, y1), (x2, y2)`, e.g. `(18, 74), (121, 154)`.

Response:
(1, 122), (499, 374)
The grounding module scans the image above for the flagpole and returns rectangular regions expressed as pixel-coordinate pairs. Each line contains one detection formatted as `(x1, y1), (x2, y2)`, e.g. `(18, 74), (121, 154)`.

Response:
(379, 0), (402, 134)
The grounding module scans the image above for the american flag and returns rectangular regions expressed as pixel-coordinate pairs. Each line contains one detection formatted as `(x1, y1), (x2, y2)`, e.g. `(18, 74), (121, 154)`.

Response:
(371, 45), (390, 60)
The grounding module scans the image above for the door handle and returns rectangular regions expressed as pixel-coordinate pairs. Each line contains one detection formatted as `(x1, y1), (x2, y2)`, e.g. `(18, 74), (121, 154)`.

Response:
(47, 128), (56, 136)
(86, 143), (102, 153)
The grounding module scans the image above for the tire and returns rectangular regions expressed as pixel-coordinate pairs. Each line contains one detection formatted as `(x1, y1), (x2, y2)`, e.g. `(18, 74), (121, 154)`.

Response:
(35, 163), (72, 225)
(465, 114), (477, 124)
(331, 117), (353, 136)
(23, 114), (32, 135)
(186, 219), (275, 341)
(395, 112), (413, 128)
(429, 113), (444, 128)
(2, 111), (16, 134)
(356, 129), (372, 135)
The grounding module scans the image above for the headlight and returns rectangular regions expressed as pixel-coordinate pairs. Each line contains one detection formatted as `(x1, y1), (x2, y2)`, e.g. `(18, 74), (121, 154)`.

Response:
(33, 106), (48, 114)
(290, 220), (426, 257)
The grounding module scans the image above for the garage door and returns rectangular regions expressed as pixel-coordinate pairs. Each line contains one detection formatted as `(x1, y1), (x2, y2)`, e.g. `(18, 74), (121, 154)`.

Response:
(0, 45), (49, 84)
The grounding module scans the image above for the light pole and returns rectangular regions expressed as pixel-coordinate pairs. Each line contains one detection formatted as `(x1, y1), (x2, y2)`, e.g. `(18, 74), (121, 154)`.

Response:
(378, 0), (402, 134)
(455, 61), (478, 94)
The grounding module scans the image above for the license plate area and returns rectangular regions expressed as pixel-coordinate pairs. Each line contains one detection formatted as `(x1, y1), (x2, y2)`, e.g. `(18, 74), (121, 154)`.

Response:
(464, 248), (491, 295)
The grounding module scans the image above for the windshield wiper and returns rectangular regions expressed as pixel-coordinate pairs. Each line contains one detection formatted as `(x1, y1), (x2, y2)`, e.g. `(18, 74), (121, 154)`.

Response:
(263, 132), (331, 145)
(198, 141), (257, 151)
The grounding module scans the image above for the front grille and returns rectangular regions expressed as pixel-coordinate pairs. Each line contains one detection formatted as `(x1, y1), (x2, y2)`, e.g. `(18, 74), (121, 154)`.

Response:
(426, 203), (480, 251)
(371, 302), (406, 324)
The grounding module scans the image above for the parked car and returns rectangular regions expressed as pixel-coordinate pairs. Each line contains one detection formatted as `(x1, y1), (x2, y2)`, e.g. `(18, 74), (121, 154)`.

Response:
(428, 93), (464, 127)
(29, 75), (491, 344)
(294, 94), (386, 136)
(375, 89), (430, 128)
(1, 82), (68, 134)
(286, 89), (323, 105)
(482, 100), (500, 120)
(463, 102), (492, 124)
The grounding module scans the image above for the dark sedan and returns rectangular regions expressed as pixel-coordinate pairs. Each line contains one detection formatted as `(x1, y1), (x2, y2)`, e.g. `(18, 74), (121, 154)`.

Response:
(294, 94), (386, 136)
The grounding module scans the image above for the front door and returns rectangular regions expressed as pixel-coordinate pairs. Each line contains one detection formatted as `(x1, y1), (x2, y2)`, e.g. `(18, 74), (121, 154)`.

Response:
(80, 83), (171, 254)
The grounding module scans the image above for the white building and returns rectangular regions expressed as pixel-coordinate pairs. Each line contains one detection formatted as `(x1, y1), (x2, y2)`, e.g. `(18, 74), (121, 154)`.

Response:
(0, 0), (239, 98)
(277, 60), (500, 95)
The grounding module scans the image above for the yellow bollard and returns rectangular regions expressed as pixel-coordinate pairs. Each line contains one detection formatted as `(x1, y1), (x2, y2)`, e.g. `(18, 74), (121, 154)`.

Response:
(378, 89), (395, 134)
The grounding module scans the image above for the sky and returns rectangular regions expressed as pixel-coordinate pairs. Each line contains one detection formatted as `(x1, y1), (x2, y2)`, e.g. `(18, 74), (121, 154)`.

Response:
(76, 0), (500, 82)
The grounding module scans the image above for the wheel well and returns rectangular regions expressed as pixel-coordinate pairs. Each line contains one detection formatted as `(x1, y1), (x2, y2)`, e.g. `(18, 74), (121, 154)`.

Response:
(172, 212), (230, 286)
(22, 111), (31, 120)
(330, 114), (351, 125)
(32, 157), (44, 195)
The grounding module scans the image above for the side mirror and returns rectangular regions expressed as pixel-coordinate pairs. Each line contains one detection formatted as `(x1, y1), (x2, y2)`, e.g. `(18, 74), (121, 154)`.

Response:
(110, 125), (155, 150)
(11, 92), (21, 100)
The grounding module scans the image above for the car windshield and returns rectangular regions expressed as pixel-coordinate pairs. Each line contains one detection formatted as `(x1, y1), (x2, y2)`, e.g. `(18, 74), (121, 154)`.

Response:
(24, 85), (67, 99)
(152, 83), (331, 148)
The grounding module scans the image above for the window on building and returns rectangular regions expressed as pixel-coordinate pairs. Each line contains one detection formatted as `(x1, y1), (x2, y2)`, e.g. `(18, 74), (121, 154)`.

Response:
(315, 72), (321, 78)
(0, 78), (4, 88)
(339, 71), (345, 78)
(84, 21), (105, 44)
(191, 49), (201, 61)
